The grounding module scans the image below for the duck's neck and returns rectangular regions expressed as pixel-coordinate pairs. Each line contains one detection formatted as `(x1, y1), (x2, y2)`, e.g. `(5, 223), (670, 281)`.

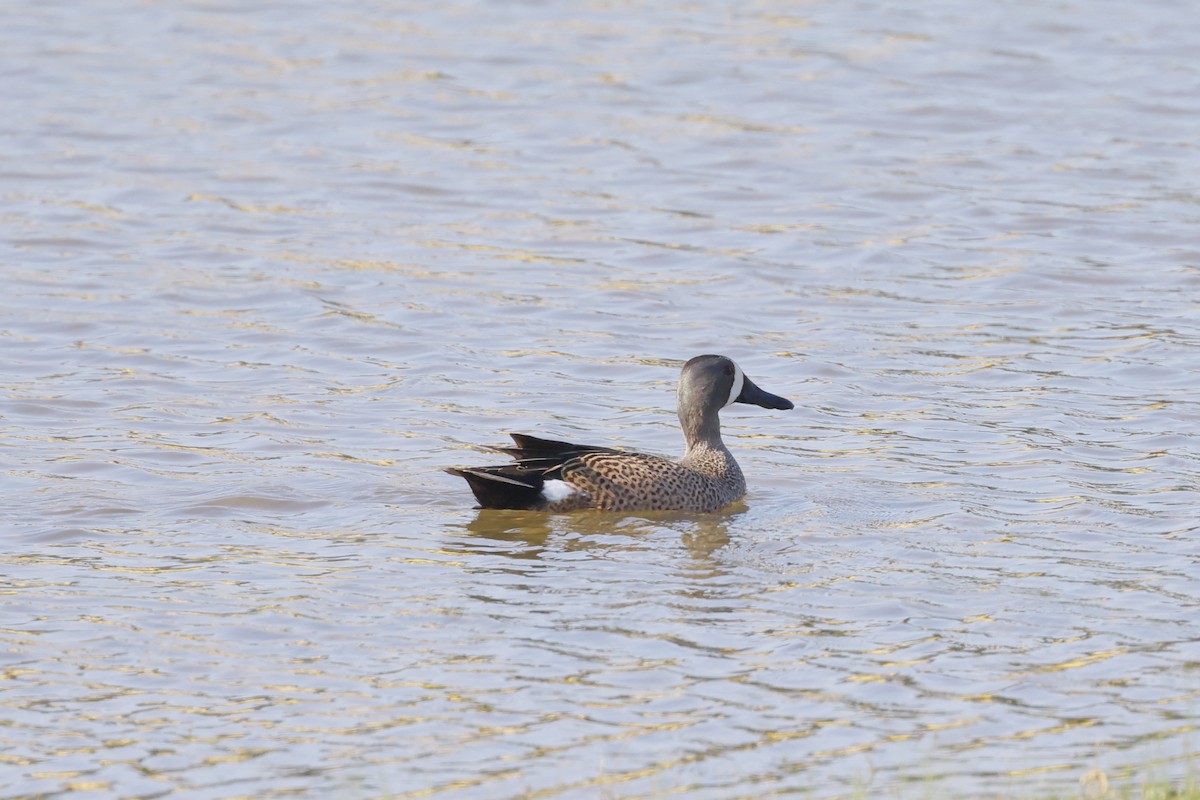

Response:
(679, 406), (742, 488)
(679, 405), (726, 456)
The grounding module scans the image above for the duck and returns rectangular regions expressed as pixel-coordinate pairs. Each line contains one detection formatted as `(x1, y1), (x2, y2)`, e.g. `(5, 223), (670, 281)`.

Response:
(445, 355), (793, 512)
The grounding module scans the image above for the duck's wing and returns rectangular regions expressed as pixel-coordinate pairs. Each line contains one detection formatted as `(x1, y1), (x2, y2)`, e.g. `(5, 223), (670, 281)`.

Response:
(493, 433), (621, 476)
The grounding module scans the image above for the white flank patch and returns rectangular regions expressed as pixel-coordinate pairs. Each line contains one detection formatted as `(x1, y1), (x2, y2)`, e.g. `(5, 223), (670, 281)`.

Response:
(541, 479), (577, 503)
(724, 361), (745, 408)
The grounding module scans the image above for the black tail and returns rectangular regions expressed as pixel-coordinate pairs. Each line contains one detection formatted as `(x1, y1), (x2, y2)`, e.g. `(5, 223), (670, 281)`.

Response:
(444, 465), (546, 510)
(446, 433), (617, 509)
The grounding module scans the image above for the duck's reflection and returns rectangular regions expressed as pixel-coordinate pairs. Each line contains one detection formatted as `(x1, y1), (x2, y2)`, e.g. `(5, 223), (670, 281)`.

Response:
(449, 502), (747, 563)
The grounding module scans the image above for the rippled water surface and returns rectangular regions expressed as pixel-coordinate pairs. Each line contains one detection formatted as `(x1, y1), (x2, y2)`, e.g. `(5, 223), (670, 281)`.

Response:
(3, 0), (1199, 797)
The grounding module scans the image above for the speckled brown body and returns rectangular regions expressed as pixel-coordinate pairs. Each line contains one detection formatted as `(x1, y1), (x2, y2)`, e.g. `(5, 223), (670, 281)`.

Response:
(542, 443), (739, 513)
(446, 355), (792, 513)
(547, 445), (745, 512)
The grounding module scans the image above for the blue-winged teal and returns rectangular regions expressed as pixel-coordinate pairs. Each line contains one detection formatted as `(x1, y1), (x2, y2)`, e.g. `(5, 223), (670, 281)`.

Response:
(446, 355), (793, 512)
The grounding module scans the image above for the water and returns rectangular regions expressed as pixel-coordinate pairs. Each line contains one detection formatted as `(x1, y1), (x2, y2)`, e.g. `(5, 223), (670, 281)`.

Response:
(2, 0), (1198, 797)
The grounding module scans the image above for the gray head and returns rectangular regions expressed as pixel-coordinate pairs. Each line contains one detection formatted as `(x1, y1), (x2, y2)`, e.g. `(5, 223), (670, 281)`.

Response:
(676, 355), (793, 447)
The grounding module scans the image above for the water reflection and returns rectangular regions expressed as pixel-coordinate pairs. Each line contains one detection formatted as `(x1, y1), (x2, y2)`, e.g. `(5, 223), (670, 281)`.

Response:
(453, 505), (741, 563)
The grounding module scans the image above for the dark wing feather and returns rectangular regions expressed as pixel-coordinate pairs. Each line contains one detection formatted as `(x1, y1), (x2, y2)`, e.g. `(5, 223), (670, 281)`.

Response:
(492, 433), (620, 477)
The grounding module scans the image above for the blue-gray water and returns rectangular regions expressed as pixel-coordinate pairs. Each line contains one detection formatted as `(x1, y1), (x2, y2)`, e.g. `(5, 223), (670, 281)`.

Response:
(2, 0), (1198, 797)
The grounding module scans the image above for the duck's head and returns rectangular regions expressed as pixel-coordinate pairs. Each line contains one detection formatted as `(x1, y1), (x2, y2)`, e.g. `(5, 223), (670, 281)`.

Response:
(677, 354), (794, 422)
